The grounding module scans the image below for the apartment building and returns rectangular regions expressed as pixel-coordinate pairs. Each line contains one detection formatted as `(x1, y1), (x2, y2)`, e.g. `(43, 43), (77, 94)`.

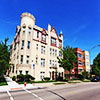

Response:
(83, 50), (90, 72)
(9, 12), (64, 81)
(65, 48), (90, 78)
(74, 48), (84, 75)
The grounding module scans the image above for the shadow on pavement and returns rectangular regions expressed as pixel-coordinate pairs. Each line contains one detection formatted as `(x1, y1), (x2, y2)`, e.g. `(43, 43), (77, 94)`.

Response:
(47, 90), (67, 100)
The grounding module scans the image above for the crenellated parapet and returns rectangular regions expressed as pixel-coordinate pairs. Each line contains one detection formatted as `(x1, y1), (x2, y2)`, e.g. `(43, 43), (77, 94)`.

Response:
(21, 12), (35, 21)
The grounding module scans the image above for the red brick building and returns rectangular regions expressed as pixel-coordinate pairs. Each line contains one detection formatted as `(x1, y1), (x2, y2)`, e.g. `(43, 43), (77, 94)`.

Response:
(65, 48), (84, 78)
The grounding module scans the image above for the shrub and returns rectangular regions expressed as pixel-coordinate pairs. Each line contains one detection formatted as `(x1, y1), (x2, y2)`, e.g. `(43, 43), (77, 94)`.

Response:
(17, 74), (35, 82)
(63, 78), (69, 82)
(78, 74), (84, 81)
(44, 77), (50, 81)
(0, 76), (6, 82)
(30, 76), (35, 80)
(25, 74), (35, 81)
(12, 76), (16, 81)
(17, 74), (24, 82)
(72, 78), (80, 80)
(56, 77), (63, 81)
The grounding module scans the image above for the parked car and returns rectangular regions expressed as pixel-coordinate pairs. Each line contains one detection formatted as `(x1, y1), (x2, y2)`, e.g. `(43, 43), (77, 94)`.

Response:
(91, 77), (100, 82)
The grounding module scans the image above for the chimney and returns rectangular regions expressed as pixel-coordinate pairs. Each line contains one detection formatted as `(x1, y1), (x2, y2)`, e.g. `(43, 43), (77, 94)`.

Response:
(48, 24), (51, 33)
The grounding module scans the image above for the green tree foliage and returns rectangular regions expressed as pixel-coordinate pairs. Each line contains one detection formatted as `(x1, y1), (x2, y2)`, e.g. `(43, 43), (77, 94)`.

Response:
(57, 46), (77, 76)
(91, 66), (100, 76)
(92, 53), (100, 76)
(82, 70), (90, 79)
(0, 38), (10, 76)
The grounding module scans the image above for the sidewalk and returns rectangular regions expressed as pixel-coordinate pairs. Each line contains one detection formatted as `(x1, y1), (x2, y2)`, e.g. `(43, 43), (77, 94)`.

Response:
(0, 76), (38, 92)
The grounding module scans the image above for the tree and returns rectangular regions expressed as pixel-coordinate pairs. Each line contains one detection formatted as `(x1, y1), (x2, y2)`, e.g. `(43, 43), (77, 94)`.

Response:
(57, 46), (77, 78)
(91, 53), (100, 76)
(91, 66), (100, 76)
(0, 38), (10, 76)
(82, 70), (90, 79)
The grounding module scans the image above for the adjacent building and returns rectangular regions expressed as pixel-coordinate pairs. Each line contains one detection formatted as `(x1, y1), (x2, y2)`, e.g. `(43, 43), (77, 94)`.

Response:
(65, 48), (90, 78)
(83, 50), (90, 72)
(9, 12), (64, 81)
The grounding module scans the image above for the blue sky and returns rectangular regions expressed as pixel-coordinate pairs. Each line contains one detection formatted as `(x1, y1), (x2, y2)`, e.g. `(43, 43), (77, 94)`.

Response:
(0, 0), (100, 64)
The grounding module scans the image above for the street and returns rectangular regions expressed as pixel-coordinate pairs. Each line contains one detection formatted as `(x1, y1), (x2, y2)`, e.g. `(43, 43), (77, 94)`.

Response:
(0, 82), (100, 100)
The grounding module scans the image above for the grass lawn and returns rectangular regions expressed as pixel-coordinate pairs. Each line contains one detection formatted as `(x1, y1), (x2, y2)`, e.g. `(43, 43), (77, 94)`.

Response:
(53, 82), (66, 85)
(68, 81), (81, 83)
(0, 82), (7, 86)
(17, 79), (91, 85)
(0, 76), (7, 86)
(82, 79), (91, 82)
(18, 80), (56, 84)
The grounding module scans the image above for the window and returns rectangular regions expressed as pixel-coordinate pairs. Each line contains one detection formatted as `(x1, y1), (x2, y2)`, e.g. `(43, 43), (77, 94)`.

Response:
(28, 27), (31, 34)
(59, 51), (62, 57)
(41, 46), (43, 53)
(79, 69), (82, 72)
(78, 60), (82, 65)
(50, 48), (52, 55)
(53, 49), (54, 55)
(19, 70), (22, 74)
(82, 55), (85, 59)
(26, 56), (29, 64)
(40, 72), (45, 80)
(26, 71), (29, 75)
(86, 55), (89, 59)
(41, 58), (45, 67)
(20, 55), (23, 64)
(86, 62), (89, 66)
(59, 41), (62, 48)
(52, 60), (54, 66)
(21, 40), (24, 49)
(55, 50), (57, 56)
(41, 46), (45, 54)
(27, 41), (30, 49)
(55, 61), (57, 67)
(36, 44), (38, 50)
(37, 31), (39, 38)
(50, 60), (52, 65)
(83, 62), (85, 66)
(42, 34), (46, 41)
(36, 57), (38, 64)
(50, 48), (57, 56)
(78, 53), (81, 58)
(22, 26), (26, 34)
(51, 37), (56, 45)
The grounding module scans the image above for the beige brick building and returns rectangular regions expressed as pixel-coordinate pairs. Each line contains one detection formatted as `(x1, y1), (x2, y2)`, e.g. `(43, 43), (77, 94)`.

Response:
(9, 12), (64, 81)
(83, 51), (90, 72)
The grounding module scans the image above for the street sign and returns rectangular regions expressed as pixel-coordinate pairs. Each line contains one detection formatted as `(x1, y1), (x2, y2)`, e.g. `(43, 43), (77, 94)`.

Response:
(33, 64), (35, 69)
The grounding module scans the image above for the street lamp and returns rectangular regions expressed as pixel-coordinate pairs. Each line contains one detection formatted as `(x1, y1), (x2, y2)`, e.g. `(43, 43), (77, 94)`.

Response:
(89, 45), (100, 73)
(89, 45), (100, 64)
(89, 45), (100, 51)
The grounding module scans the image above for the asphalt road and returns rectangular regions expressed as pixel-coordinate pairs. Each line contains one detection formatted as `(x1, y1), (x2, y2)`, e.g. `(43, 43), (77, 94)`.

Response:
(0, 82), (100, 100)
